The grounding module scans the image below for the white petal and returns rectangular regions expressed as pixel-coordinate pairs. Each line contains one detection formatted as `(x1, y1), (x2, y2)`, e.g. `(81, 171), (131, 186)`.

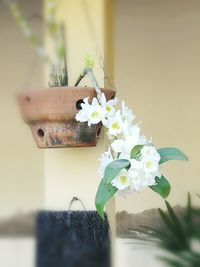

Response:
(111, 169), (130, 190)
(111, 139), (124, 153)
(75, 110), (88, 122)
(130, 159), (143, 170)
(91, 97), (99, 106)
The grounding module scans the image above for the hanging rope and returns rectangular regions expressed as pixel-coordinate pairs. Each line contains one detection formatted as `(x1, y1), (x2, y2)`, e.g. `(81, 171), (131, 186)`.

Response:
(68, 197), (87, 211)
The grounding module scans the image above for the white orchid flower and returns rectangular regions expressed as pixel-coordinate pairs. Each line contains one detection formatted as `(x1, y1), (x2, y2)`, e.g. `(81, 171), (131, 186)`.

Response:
(98, 150), (113, 178)
(111, 124), (142, 159)
(111, 168), (131, 190)
(76, 97), (105, 126)
(132, 171), (157, 192)
(140, 145), (161, 174)
(75, 109), (88, 122)
(123, 124), (148, 145)
(101, 93), (118, 117)
(129, 170), (147, 192)
(130, 159), (143, 169)
(122, 123), (141, 140)
(111, 139), (129, 156)
(142, 158), (159, 174)
(75, 95), (164, 198)
(75, 97), (91, 122)
(145, 172), (159, 187)
(87, 98), (105, 126)
(141, 146), (161, 162)
(121, 101), (135, 124)
(129, 169), (153, 192)
(111, 135), (139, 159)
(128, 159), (158, 191)
(104, 110), (123, 136)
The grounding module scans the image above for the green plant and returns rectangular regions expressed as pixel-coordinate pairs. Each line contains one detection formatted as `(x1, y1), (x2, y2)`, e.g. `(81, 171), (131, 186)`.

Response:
(75, 84), (188, 218)
(94, 146), (188, 218)
(6, 0), (69, 87)
(128, 194), (200, 267)
(6, 0), (104, 91)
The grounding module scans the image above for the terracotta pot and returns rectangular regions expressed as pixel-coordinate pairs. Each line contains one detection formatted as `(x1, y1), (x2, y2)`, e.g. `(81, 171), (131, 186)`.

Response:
(18, 87), (115, 148)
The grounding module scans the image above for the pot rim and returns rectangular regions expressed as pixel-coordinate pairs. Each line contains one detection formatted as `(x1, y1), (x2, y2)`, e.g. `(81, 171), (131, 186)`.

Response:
(18, 86), (116, 94)
(17, 86), (116, 123)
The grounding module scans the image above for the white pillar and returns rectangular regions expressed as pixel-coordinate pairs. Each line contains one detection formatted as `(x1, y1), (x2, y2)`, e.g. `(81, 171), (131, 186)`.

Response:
(44, 0), (116, 256)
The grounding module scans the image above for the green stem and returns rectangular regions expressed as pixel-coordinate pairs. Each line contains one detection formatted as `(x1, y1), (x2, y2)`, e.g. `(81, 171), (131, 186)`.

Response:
(75, 67), (102, 103)
(86, 67), (102, 103)
(74, 68), (87, 86)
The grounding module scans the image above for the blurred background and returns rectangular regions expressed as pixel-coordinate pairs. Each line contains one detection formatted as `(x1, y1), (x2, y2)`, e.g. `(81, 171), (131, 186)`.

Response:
(0, 0), (200, 266)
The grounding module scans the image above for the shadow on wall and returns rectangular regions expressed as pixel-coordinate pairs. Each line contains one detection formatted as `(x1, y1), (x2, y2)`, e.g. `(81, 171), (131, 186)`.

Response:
(0, 205), (189, 237)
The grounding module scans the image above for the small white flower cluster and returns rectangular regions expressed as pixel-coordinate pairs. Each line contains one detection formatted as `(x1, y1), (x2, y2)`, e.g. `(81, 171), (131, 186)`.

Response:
(76, 93), (161, 196)
(111, 146), (161, 195)
(76, 94), (117, 127)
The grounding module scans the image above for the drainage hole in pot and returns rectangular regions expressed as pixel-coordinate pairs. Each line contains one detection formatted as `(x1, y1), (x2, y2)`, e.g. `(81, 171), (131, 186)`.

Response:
(37, 128), (45, 138)
(76, 99), (84, 110)
(26, 96), (31, 102)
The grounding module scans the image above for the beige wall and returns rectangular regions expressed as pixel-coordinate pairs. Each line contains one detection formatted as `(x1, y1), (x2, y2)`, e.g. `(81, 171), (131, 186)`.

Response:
(0, 0), (200, 218)
(115, 0), (200, 212)
(0, 0), (44, 217)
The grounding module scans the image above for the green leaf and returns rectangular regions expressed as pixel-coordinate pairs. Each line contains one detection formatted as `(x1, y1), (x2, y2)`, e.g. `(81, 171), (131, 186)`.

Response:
(158, 147), (188, 164)
(103, 159), (130, 184)
(150, 175), (171, 199)
(165, 201), (181, 229)
(185, 192), (192, 222)
(165, 201), (186, 241)
(131, 145), (144, 159)
(158, 208), (177, 235)
(95, 179), (117, 219)
(97, 159), (129, 216)
(158, 256), (185, 267)
(57, 46), (65, 59)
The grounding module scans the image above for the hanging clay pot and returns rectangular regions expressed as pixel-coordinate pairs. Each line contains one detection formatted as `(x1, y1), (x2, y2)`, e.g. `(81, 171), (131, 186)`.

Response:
(18, 87), (115, 148)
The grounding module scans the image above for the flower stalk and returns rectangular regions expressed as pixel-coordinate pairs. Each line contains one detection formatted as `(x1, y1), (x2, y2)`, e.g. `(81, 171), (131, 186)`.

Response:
(75, 66), (102, 102)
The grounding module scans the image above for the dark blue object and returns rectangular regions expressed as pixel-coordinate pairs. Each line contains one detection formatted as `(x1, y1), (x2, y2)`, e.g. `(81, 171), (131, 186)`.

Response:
(36, 211), (110, 267)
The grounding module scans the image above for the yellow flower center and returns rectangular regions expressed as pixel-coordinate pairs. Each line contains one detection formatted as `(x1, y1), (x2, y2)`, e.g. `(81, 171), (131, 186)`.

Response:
(120, 175), (127, 185)
(106, 105), (112, 112)
(146, 161), (153, 169)
(111, 122), (120, 130)
(91, 111), (99, 118)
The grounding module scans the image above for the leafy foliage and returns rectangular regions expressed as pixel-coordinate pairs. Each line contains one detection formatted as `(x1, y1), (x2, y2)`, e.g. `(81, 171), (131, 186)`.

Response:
(131, 145), (144, 159)
(149, 147), (188, 199)
(150, 175), (171, 199)
(103, 159), (130, 184)
(158, 148), (188, 164)
(95, 147), (188, 218)
(95, 179), (117, 219)
(95, 159), (130, 218)
(128, 194), (200, 267)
